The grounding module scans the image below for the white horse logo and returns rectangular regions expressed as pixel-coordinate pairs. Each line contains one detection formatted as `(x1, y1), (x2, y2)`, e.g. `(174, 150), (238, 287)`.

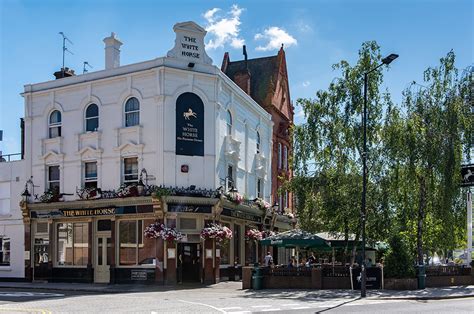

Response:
(183, 108), (197, 120)
(464, 169), (473, 182)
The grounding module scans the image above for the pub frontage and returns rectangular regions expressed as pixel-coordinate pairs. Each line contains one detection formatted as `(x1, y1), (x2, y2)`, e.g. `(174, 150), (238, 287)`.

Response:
(16, 20), (294, 285)
(22, 189), (293, 284)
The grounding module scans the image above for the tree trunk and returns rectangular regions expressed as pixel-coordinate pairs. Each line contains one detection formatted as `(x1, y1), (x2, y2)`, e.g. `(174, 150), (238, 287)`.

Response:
(417, 175), (426, 265)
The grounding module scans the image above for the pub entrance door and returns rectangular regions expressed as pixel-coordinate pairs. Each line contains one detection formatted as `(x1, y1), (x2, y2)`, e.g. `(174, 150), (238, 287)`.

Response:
(94, 235), (111, 283)
(177, 243), (201, 283)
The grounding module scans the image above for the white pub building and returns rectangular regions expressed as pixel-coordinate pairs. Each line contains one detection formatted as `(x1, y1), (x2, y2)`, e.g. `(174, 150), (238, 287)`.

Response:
(15, 21), (292, 284)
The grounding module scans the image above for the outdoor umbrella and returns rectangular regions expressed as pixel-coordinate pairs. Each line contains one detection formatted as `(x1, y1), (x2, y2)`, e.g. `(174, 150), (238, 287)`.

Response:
(260, 229), (330, 264)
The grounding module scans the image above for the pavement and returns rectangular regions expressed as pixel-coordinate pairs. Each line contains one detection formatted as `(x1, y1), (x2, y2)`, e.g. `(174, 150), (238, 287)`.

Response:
(0, 281), (473, 300)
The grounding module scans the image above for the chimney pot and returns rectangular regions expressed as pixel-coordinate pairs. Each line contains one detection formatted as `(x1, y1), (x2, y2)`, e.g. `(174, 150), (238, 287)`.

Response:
(103, 32), (123, 70)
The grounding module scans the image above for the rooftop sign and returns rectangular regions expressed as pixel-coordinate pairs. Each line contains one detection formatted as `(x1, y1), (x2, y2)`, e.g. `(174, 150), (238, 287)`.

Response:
(167, 21), (213, 65)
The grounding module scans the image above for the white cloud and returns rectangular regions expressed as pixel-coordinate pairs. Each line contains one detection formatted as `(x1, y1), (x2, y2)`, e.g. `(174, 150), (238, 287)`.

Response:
(254, 27), (297, 51)
(302, 81), (310, 87)
(294, 106), (305, 119)
(203, 4), (245, 49)
(204, 8), (220, 23)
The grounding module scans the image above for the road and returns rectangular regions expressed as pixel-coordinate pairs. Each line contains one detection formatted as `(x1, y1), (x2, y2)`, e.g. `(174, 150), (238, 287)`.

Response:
(0, 286), (472, 313)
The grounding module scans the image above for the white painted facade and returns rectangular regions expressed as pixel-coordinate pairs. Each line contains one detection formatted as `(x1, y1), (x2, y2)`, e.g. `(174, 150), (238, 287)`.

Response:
(0, 160), (25, 278)
(22, 22), (273, 212)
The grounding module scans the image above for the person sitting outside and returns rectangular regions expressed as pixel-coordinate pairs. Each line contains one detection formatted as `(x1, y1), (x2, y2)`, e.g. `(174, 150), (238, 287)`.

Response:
(307, 253), (316, 266)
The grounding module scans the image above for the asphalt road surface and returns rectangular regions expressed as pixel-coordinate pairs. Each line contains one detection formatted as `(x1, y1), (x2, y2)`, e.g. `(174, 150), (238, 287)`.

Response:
(0, 287), (472, 313)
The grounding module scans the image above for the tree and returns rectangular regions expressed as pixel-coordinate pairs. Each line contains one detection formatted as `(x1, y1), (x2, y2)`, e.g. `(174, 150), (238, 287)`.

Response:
(288, 41), (393, 263)
(384, 233), (416, 278)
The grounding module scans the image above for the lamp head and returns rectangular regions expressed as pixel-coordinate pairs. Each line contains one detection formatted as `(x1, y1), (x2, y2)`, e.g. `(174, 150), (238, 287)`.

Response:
(382, 54), (399, 65)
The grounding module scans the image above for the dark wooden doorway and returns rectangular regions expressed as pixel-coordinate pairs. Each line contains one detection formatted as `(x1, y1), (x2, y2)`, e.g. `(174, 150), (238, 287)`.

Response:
(177, 243), (201, 283)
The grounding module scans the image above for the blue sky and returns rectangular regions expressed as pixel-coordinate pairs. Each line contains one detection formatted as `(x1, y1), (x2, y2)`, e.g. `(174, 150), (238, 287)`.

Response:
(1, 0), (472, 155)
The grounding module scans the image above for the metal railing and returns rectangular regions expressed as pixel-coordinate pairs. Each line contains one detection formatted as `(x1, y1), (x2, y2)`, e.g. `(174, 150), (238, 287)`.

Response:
(322, 266), (352, 277)
(425, 266), (471, 276)
(262, 267), (312, 277)
(0, 153), (22, 162)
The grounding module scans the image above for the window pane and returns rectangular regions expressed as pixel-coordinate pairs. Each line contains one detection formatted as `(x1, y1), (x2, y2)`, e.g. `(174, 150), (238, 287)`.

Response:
(49, 110), (61, 124)
(124, 158), (138, 182)
(119, 220), (137, 265)
(86, 118), (99, 132)
(125, 98), (139, 112)
(86, 104), (98, 117)
(138, 219), (156, 266)
(125, 112), (139, 127)
(73, 223), (89, 266)
(220, 223), (230, 264)
(85, 162), (97, 179)
(49, 166), (60, 181)
(234, 225), (241, 265)
(57, 223), (73, 266)
(49, 126), (61, 138)
(0, 238), (10, 266)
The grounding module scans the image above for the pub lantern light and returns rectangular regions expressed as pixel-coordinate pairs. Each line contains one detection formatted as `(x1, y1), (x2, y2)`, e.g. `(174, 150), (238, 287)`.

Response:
(21, 185), (31, 203)
(137, 179), (145, 196)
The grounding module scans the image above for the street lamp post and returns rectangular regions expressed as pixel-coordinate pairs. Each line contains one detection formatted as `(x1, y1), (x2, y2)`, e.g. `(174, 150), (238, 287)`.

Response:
(361, 53), (398, 298)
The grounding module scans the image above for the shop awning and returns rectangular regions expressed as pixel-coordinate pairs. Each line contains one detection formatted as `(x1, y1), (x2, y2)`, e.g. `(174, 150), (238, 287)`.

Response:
(260, 229), (330, 249)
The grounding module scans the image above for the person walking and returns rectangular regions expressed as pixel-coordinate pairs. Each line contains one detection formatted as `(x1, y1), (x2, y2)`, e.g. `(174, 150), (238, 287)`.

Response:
(264, 252), (273, 267)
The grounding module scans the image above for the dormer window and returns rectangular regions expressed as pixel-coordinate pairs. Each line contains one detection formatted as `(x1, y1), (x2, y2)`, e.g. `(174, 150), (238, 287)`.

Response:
(85, 104), (99, 132)
(49, 110), (62, 138)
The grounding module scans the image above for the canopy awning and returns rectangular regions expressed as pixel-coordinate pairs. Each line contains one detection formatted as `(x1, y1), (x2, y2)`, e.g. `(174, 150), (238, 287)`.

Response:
(260, 229), (330, 249)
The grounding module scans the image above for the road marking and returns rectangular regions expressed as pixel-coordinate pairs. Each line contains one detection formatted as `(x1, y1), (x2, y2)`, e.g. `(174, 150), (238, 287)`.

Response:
(281, 303), (300, 306)
(221, 307), (242, 310)
(0, 308), (51, 314)
(251, 305), (272, 308)
(177, 299), (226, 313)
(291, 306), (310, 309)
(0, 292), (64, 298)
(261, 309), (280, 312)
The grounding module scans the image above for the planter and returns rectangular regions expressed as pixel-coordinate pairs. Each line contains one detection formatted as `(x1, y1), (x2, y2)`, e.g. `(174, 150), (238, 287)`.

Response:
(384, 277), (417, 290)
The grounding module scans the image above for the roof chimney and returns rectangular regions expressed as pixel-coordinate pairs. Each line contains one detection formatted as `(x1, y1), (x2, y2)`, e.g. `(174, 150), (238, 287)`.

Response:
(53, 67), (75, 79)
(103, 32), (122, 70)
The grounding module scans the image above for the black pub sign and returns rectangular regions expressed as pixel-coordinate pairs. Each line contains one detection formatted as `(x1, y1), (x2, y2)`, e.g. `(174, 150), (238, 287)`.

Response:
(221, 208), (262, 223)
(461, 164), (474, 187)
(176, 92), (204, 156)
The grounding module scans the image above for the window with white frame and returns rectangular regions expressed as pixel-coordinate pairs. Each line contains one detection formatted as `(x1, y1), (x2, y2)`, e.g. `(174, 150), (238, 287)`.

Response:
(49, 110), (62, 138)
(283, 145), (288, 170)
(256, 131), (261, 154)
(226, 110), (233, 136)
(84, 162), (97, 189)
(48, 165), (60, 192)
(0, 237), (10, 266)
(85, 104), (99, 132)
(56, 222), (88, 266)
(277, 143), (282, 169)
(257, 178), (263, 199)
(118, 219), (156, 266)
(123, 157), (138, 184)
(124, 97), (140, 127)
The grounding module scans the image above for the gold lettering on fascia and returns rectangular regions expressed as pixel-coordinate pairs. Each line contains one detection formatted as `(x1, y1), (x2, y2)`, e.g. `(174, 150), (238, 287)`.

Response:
(62, 208), (115, 217)
(181, 36), (200, 59)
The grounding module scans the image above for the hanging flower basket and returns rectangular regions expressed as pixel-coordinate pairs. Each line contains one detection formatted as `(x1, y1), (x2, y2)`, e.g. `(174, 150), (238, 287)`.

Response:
(261, 230), (276, 239)
(254, 198), (271, 212)
(144, 222), (184, 243)
(245, 228), (263, 241)
(200, 223), (233, 242)
(117, 184), (139, 198)
(224, 191), (243, 205)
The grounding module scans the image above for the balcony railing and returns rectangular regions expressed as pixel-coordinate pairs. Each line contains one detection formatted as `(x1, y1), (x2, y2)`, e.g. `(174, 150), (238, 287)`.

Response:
(0, 153), (22, 162)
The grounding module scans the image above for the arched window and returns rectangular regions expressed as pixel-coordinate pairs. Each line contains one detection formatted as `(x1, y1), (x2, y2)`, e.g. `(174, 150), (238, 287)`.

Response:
(85, 104), (99, 132)
(226, 110), (232, 136)
(124, 97), (140, 127)
(256, 131), (261, 154)
(49, 110), (62, 138)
